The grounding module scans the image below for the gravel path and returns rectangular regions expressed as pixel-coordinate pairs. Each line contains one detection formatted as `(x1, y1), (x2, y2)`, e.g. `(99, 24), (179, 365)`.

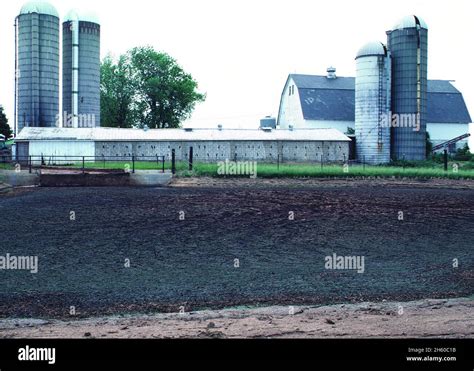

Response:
(1, 298), (472, 338)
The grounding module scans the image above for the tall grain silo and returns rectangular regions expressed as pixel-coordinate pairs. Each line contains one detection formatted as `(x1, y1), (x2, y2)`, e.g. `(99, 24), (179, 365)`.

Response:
(387, 15), (428, 161)
(15, 0), (60, 134)
(63, 10), (101, 128)
(355, 41), (392, 164)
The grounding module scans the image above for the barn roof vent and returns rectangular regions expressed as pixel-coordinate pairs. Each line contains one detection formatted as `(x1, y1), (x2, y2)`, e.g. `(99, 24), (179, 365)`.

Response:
(327, 67), (337, 79)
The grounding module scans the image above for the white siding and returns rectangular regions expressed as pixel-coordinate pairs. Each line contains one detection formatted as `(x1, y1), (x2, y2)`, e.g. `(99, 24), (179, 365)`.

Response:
(29, 140), (95, 160)
(278, 77), (306, 129)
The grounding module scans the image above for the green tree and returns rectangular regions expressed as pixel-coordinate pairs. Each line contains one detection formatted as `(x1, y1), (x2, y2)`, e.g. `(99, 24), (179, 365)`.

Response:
(0, 106), (12, 139)
(100, 55), (137, 128)
(426, 132), (433, 157)
(100, 47), (205, 129)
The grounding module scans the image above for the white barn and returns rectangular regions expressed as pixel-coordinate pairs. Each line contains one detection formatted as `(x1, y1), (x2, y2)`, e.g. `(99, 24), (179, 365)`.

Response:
(14, 127), (351, 163)
(278, 71), (472, 152)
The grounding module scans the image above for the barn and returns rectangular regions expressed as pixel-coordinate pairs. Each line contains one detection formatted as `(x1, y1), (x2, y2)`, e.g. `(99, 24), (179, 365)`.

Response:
(278, 71), (472, 152)
(14, 127), (351, 163)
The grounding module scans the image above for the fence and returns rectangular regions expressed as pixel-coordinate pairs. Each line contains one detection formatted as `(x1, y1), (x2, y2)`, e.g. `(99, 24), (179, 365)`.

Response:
(0, 155), (167, 174)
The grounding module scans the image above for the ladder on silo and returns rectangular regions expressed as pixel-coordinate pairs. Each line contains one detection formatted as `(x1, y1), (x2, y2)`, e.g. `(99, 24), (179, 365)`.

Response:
(377, 57), (384, 151)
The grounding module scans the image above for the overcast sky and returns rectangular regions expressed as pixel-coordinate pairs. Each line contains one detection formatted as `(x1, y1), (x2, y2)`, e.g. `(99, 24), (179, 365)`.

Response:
(1, 0), (473, 142)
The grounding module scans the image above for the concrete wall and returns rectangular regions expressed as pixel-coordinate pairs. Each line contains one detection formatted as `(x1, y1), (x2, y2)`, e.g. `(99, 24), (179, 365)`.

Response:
(95, 140), (349, 163)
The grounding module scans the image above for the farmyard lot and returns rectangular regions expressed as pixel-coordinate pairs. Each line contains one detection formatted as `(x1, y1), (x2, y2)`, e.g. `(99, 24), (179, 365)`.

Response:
(0, 177), (472, 339)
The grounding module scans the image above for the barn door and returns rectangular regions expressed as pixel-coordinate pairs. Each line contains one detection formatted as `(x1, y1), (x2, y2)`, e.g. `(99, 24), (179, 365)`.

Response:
(16, 142), (29, 165)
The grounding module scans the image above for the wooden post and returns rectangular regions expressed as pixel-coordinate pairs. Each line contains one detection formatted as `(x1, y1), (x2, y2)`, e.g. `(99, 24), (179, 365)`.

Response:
(189, 147), (193, 171)
(171, 149), (176, 175)
(444, 149), (448, 172)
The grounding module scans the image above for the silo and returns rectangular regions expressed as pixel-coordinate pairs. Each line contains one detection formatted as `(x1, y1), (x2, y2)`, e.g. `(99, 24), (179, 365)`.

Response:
(355, 41), (391, 164)
(63, 10), (101, 128)
(387, 15), (428, 161)
(15, 1), (60, 133)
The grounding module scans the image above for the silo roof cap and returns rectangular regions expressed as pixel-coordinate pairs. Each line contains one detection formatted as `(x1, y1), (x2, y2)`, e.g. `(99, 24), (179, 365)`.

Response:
(392, 15), (428, 30)
(356, 41), (387, 59)
(19, 0), (59, 17)
(64, 9), (100, 24)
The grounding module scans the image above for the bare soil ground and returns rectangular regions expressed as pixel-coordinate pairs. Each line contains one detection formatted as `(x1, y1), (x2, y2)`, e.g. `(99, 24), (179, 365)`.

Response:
(1, 298), (472, 338)
(0, 177), (473, 338)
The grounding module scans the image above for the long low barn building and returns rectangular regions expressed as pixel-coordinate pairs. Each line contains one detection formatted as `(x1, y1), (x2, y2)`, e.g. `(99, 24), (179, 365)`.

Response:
(14, 127), (351, 163)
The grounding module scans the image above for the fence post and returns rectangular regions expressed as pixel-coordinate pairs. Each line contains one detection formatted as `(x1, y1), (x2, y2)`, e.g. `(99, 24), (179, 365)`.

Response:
(171, 149), (176, 175)
(443, 149), (448, 172)
(363, 156), (366, 171)
(82, 156), (85, 174)
(277, 154), (280, 171)
(189, 147), (193, 171)
(29, 156), (32, 174)
(162, 156), (165, 173)
(321, 154), (323, 170)
(132, 155), (135, 174)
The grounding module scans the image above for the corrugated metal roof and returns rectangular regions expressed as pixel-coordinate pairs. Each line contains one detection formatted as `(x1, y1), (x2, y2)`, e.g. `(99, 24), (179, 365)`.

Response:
(291, 74), (355, 90)
(287, 75), (471, 123)
(16, 127), (351, 142)
(20, 0), (59, 17)
(428, 80), (460, 94)
(428, 93), (472, 123)
(299, 88), (355, 122)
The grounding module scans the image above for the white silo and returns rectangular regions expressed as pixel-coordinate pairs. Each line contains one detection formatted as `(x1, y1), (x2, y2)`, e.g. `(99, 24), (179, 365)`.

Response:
(355, 41), (392, 164)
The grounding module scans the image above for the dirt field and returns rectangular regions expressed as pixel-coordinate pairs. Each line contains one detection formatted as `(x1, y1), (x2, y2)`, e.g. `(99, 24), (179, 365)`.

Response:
(0, 178), (473, 325)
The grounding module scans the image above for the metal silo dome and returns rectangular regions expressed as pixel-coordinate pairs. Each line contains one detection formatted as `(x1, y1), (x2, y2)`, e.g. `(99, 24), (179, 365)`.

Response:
(64, 9), (100, 24)
(356, 41), (387, 60)
(20, 0), (59, 17)
(392, 15), (428, 30)
(64, 9), (80, 22)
